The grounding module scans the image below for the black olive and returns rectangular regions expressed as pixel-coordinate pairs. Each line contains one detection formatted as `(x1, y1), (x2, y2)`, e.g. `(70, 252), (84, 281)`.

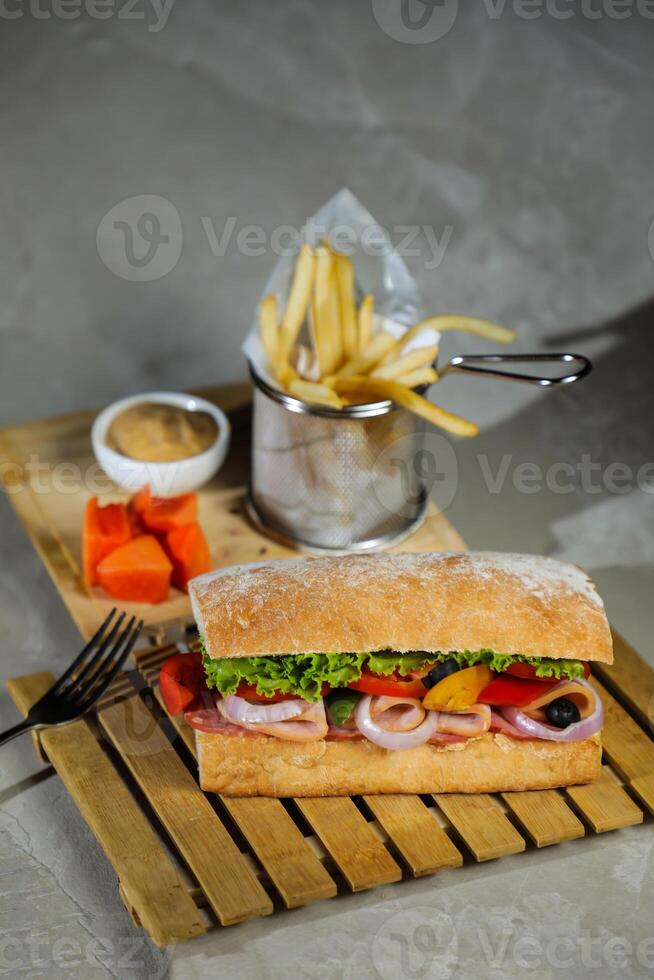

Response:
(546, 697), (580, 729)
(422, 659), (460, 689)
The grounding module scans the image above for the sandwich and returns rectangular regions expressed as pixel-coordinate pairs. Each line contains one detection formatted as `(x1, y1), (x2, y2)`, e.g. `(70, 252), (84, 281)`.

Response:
(159, 551), (612, 797)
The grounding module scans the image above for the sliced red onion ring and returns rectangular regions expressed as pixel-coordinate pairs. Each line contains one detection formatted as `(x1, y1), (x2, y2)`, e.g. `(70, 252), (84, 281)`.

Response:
(502, 678), (603, 741)
(355, 694), (439, 750)
(220, 695), (310, 725)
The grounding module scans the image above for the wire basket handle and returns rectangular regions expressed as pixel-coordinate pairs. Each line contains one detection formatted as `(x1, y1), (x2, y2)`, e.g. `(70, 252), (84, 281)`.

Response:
(440, 353), (591, 387)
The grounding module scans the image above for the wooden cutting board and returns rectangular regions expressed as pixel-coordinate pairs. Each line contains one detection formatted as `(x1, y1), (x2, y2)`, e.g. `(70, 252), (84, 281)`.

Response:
(4, 383), (654, 948)
(0, 382), (465, 639)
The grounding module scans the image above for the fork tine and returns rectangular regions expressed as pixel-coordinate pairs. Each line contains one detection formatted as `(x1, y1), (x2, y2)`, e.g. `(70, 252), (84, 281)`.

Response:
(49, 608), (118, 695)
(77, 619), (144, 712)
(70, 615), (134, 701)
(61, 612), (126, 699)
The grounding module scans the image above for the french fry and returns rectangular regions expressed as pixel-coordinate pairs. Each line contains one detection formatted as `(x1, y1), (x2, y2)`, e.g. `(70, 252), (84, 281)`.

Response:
(313, 246), (342, 375)
(332, 377), (478, 437)
(357, 293), (374, 353)
(377, 314), (514, 367)
(333, 330), (397, 380)
(279, 244), (316, 361)
(370, 345), (439, 381)
(289, 379), (343, 409)
(259, 293), (279, 369)
(278, 362), (299, 387)
(335, 254), (358, 361)
(416, 314), (516, 344)
(393, 367), (438, 388)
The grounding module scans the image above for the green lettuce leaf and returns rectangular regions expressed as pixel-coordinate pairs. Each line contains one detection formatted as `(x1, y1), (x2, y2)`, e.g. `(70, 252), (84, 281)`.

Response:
(324, 690), (362, 726)
(200, 641), (584, 702)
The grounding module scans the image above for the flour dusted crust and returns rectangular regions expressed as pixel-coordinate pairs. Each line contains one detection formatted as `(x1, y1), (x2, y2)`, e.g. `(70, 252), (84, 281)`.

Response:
(189, 551), (612, 664)
(196, 730), (601, 797)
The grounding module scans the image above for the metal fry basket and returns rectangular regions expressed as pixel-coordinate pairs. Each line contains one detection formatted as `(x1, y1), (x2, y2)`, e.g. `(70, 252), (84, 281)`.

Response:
(247, 366), (428, 553)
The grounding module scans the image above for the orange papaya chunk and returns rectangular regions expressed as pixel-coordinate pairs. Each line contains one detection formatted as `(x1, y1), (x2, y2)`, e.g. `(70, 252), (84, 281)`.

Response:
(83, 497), (131, 587)
(97, 535), (172, 604)
(165, 522), (212, 592)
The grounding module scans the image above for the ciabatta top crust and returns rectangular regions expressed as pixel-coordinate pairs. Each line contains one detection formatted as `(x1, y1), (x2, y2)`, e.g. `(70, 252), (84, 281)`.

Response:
(189, 551), (612, 665)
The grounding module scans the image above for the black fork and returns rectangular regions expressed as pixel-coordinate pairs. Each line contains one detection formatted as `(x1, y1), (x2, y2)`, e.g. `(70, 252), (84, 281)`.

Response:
(0, 609), (143, 747)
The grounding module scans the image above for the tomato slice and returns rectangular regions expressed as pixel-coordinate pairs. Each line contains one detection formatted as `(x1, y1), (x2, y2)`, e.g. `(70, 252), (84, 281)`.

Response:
(348, 671), (427, 699)
(505, 663), (552, 682)
(478, 674), (558, 707)
(505, 662), (590, 682)
(159, 651), (206, 715)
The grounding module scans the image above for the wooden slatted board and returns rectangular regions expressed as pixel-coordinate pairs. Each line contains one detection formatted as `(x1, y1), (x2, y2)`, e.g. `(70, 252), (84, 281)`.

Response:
(7, 630), (654, 946)
(3, 391), (654, 946)
(0, 383), (466, 642)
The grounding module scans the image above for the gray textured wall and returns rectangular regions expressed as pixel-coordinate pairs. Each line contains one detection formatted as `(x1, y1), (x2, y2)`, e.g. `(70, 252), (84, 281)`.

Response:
(2, 6), (654, 978)
(2, 5), (653, 642)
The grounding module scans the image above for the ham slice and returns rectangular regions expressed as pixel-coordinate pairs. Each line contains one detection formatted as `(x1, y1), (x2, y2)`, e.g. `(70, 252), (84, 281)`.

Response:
(327, 725), (365, 741)
(185, 708), (364, 742)
(184, 708), (260, 736)
(216, 697), (328, 741)
(428, 731), (469, 744)
(436, 704), (491, 737)
(522, 680), (597, 723)
(369, 696), (426, 732)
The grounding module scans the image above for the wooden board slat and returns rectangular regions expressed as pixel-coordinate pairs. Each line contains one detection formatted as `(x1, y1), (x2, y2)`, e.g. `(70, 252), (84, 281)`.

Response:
(630, 774), (654, 816)
(362, 795), (462, 875)
(141, 673), (338, 909)
(432, 794), (526, 861)
(590, 678), (654, 782)
(6, 671), (55, 763)
(566, 767), (643, 833)
(501, 790), (585, 847)
(97, 693), (273, 925)
(296, 798), (402, 891)
(135, 644), (407, 899)
(220, 797), (337, 907)
(6, 672), (206, 946)
(594, 629), (654, 731)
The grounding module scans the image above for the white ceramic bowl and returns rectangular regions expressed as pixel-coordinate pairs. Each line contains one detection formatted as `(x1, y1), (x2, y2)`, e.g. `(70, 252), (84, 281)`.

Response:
(91, 392), (231, 495)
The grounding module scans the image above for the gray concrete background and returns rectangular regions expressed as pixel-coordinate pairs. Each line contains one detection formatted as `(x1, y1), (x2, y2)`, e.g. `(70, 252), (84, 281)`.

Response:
(1, 3), (654, 979)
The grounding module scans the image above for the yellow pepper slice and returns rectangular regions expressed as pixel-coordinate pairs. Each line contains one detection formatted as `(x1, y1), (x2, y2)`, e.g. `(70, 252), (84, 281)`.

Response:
(422, 664), (494, 712)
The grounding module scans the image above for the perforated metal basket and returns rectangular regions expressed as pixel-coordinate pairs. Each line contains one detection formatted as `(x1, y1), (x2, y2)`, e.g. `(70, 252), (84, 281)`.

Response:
(247, 366), (428, 553)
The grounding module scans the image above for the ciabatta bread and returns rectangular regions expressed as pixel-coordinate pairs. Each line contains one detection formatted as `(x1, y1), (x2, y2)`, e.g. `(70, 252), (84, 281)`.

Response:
(196, 729), (601, 797)
(189, 551), (612, 664)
